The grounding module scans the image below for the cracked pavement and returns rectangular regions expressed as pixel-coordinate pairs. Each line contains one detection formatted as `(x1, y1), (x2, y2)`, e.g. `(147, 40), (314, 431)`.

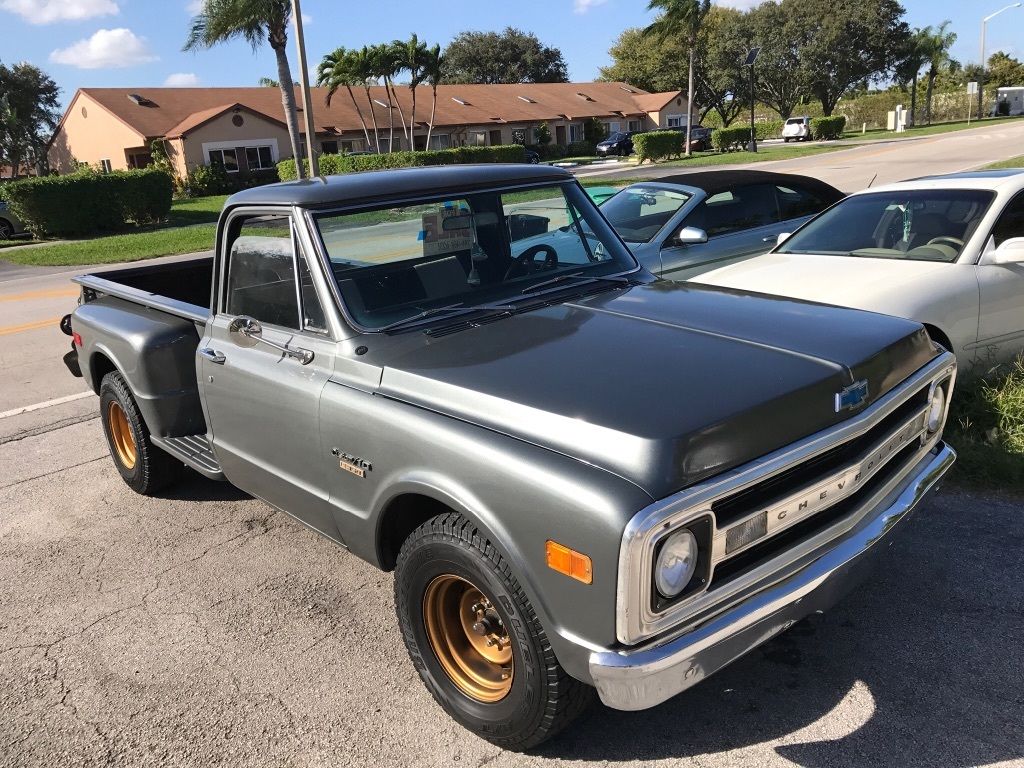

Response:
(1, 410), (1023, 768)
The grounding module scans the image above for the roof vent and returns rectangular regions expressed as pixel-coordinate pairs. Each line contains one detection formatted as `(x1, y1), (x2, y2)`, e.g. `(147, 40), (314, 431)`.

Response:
(451, 97), (470, 106)
(372, 99), (390, 109)
(619, 85), (637, 94)
(517, 95), (536, 103)
(127, 93), (153, 106)
(576, 92), (595, 102)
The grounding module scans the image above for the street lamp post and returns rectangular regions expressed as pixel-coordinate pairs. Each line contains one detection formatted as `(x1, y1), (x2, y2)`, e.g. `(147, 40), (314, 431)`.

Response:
(979, 3), (1022, 120)
(744, 47), (761, 153)
(291, 0), (319, 176)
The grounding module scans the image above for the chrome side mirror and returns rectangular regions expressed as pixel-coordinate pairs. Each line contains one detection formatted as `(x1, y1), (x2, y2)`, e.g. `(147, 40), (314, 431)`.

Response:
(776, 232), (792, 247)
(228, 315), (314, 364)
(677, 226), (708, 245)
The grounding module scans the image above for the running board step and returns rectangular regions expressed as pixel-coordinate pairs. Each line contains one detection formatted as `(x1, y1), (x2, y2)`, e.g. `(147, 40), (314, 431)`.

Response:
(154, 433), (224, 479)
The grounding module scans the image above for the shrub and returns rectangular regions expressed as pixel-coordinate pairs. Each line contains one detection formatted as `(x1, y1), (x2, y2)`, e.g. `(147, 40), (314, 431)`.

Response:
(183, 163), (230, 196)
(711, 126), (750, 152)
(583, 117), (606, 145)
(4, 168), (173, 237)
(276, 145), (527, 181)
(633, 131), (686, 164)
(534, 122), (552, 146)
(565, 140), (596, 157)
(810, 115), (847, 140)
(754, 120), (784, 140)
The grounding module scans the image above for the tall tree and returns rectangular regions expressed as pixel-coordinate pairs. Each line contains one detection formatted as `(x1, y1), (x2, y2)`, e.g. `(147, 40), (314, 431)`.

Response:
(746, 1), (807, 119)
(986, 51), (1024, 89)
(185, 0), (306, 178)
(893, 27), (931, 126)
(422, 45), (444, 150)
(396, 34), (428, 149)
(0, 62), (60, 177)
(599, 28), (688, 94)
(920, 20), (956, 125)
(353, 47), (382, 153)
(695, 7), (751, 127)
(316, 47), (372, 149)
(787, 0), (910, 116)
(645, 0), (711, 157)
(370, 44), (401, 152)
(441, 28), (568, 84)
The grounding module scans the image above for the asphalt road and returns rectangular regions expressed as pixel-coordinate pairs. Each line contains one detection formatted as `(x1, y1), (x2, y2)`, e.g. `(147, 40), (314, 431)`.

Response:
(2, 122), (1024, 766)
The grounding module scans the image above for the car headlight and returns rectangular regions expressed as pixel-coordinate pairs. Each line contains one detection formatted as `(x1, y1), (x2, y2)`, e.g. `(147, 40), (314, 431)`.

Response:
(654, 528), (698, 598)
(927, 384), (946, 433)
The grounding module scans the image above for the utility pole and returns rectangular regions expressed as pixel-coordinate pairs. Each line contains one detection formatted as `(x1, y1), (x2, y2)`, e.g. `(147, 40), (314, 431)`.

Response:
(979, 3), (1022, 120)
(744, 47), (761, 153)
(292, 0), (319, 176)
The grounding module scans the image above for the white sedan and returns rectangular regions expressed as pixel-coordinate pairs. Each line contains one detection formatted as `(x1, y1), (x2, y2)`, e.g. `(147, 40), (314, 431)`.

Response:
(692, 169), (1024, 375)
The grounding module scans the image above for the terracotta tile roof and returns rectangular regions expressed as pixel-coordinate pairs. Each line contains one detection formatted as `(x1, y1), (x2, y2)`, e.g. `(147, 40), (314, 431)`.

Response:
(75, 83), (686, 139)
(631, 90), (686, 112)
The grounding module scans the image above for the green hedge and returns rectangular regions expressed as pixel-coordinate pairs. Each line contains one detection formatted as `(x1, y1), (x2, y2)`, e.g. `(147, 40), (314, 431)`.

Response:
(633, 131), (686, 164)
(3, 168), (173, 238)
(277, 145), (526, 181)
(711, 126), (751, 152)
(811, 116), (847, 140)
(755, 120), (784, 140)
(566, 140), (596, 157)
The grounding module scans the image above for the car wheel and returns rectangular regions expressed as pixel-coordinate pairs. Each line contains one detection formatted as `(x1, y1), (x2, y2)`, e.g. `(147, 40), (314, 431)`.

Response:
(395, 512), (593, 750)
(99, 371), (181, 495)
(0, 219), (13, 240)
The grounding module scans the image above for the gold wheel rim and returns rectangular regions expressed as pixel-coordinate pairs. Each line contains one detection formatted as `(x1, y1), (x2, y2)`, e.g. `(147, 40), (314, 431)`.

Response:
(107, 401), (137, 470)
(422, 574), (513, 703)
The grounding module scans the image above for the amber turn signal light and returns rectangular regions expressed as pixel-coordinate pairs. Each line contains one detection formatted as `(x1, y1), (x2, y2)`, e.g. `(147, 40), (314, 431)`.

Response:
(545, 540), (592, 584)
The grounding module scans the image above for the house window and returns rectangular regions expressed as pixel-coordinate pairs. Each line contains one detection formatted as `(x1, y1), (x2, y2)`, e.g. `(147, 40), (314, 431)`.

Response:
(627, 119), (642, 132)
(569, 124), (584, 142)
(340, 140), (357, 153)
(667, 114), (684, 128)
(511, 129), (526, 145)
(99, 159), (112, 173)
(606, 122), (620, 134)
(321, 140), (339, 155)
(209, 148), (239, 172)
(428, 134), (451, 150)
(377, 137), (392, 153)
(469, 132), (487, 146)
(244, 146), (274, 170)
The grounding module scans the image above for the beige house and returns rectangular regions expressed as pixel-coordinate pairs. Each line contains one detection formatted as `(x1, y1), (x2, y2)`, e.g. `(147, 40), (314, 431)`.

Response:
(48, 83), (695, 177)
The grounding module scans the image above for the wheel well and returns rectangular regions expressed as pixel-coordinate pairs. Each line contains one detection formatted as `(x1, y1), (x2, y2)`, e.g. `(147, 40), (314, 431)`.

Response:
(923, 324), (952, 354)
(377, 494), (456, 571)
(90, 352), (117, 394)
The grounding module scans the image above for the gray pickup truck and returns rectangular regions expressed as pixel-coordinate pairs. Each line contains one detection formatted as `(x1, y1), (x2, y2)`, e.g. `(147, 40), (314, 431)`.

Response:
(62, 164), (956, 750)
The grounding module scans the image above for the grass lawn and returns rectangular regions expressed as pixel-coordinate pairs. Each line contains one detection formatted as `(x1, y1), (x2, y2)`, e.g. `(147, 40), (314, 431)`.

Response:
(984, 155), (1024, 170)
(166, 194), (228, 226)
(841, 114), (1024, 143)
(2, 224), (216, 266)
(634, 141), (847, 170)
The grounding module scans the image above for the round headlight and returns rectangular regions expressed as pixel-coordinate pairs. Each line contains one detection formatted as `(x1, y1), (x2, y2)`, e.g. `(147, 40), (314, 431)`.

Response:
(927, 384), (946, 433)
(655, 529), (698, 598)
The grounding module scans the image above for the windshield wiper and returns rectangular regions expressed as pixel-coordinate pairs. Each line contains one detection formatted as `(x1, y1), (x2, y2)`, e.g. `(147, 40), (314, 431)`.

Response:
(520, 271), (635, 294)
(375, 300), (518, 333)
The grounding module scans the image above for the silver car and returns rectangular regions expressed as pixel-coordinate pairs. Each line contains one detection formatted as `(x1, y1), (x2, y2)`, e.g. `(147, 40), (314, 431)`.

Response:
(599, 170), (843, 280)
(0, 200), (25, 240)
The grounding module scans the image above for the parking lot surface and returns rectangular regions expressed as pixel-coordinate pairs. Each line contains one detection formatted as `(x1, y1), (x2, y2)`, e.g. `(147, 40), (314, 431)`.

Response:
(1, 411), (1022, 768)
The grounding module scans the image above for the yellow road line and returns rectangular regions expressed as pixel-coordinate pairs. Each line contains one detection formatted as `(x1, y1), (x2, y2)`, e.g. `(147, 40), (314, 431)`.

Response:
(0, 287), (79, 303)
(0, 316), (62, 336)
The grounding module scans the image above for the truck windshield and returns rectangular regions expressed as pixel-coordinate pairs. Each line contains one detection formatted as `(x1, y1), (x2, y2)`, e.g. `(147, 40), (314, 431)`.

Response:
(312, 182), (637, 330)
(776, 189), (995, 263)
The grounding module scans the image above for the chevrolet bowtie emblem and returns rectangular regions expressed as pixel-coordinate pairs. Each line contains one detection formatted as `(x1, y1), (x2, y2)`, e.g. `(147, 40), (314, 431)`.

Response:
(835, 379), (869, 413)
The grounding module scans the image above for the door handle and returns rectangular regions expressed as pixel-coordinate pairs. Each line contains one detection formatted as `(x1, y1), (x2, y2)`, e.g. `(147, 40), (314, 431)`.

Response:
(762, 236), (777, 243)
(199, 347), (226, 364)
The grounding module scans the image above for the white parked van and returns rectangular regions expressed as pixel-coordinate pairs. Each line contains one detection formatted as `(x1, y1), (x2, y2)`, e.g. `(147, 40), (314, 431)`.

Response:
(782, 116), (811, 141)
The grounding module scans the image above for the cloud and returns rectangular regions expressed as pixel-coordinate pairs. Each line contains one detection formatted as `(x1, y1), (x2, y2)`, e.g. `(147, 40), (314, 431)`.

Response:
(574, 0), (608, 13)
(1, 0), (118, 24)
(50, 28), (158, 69)
(302, 12), (312, 24)
(185, 0), (203, 13)
(713, 0), (762, 8)
(164, 72), (200, 86)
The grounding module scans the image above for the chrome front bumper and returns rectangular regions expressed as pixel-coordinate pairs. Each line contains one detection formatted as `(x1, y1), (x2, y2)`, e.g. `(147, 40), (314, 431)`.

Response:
(589, 442), (955, 711)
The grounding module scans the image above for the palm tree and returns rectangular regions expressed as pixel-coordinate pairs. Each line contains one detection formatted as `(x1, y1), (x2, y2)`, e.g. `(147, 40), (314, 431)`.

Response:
(379, 43), (408, 150)
(921, 21), (957, 126)
(644, 0), (711, 157)
(895, 28), (931, 127)
(185, 0), (306, 178)
(352, 47), (382, 153)
(317, 47), (372, 150)
(422, 45), (444, 150)
(396, 34), (428, 150)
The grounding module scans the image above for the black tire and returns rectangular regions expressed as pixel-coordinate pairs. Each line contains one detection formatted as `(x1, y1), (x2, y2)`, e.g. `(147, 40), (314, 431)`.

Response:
(0, 219), (13, 240)
(99, 371), (181, 495)
(395, 513), (593, 750)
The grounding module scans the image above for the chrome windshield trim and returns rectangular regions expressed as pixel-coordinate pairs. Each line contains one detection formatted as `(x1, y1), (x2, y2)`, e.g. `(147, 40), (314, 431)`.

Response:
(616, 351), (956, 645)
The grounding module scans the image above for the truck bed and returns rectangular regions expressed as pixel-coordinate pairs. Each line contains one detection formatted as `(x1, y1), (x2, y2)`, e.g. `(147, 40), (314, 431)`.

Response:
(74, 256), (213, 324)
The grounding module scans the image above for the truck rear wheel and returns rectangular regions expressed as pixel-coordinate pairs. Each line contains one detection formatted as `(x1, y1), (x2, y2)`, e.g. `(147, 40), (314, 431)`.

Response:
(394, 512), (593, 750)
(99, 371), (180, 495)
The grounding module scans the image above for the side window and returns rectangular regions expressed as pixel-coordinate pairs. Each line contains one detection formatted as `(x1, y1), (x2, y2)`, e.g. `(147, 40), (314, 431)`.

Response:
(225, 214), (300, 329)
(992, 192), (1024, 247)
(776, 184), (827, 221)
(687, 184), (780, 238)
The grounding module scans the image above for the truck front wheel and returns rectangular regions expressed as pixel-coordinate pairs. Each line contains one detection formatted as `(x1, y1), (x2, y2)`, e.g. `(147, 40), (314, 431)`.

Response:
(394, 513), (593, 750)
(99, 371), (180, 495)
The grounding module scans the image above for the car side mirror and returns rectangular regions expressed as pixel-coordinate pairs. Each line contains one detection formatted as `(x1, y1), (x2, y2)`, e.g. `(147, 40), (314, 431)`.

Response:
(776, 232), (791, 246)
(677, 226), (708, 245)
(990, 237), (1024, 265)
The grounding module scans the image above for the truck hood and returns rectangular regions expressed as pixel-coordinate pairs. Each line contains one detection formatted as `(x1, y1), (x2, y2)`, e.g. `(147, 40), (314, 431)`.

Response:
(694, 252), (952, 310)
(377, 282), (936, 499)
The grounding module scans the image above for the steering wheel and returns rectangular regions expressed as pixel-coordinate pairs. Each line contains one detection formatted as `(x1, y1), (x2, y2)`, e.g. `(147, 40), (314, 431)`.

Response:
(926, 236), (964, 249)
(505, 244), (558, 280)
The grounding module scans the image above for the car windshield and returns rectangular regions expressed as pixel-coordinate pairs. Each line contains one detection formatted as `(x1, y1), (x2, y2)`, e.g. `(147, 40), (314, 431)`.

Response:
(598, 185), (692, 243)
(777, 189), (995, 263)
(604, 133), (627, 142)
(313, 182), (637, 330)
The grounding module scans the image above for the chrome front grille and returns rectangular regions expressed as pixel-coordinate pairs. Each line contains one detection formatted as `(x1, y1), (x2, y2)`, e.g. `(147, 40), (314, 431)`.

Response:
(616, 352), (957, 646)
